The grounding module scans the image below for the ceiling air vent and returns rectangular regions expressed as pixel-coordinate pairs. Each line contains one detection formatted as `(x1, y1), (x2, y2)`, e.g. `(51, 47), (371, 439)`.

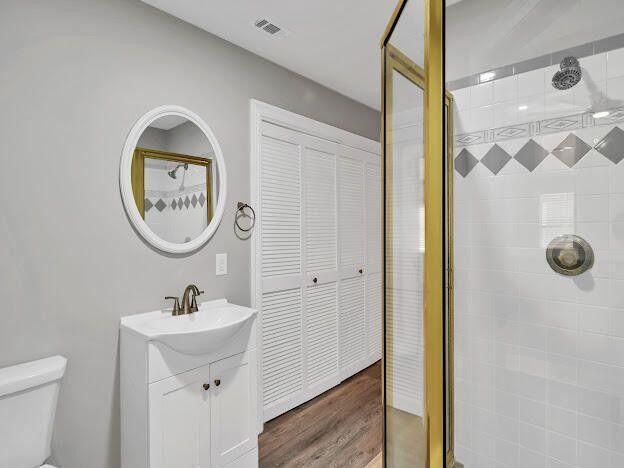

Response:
(253, 18), (289, 38)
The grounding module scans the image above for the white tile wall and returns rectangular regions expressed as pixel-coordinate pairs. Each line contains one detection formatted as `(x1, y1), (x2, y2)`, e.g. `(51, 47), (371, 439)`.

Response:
(454, 52), (624, 132)
(453, 47), (624, 468)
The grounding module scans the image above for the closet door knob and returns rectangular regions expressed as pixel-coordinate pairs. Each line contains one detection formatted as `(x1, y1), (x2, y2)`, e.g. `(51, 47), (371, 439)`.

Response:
(313, 277), (318, 284)
(202, 383), (210, 391)
(214, 379), (221, 387)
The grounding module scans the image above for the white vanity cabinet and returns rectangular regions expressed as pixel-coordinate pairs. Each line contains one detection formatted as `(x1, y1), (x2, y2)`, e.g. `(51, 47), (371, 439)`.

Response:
(149, 352), (256, 468)
(121, 300), (259, 468)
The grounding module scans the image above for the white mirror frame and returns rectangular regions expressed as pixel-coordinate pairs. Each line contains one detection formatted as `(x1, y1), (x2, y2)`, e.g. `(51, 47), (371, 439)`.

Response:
(120, 105), (227, 254)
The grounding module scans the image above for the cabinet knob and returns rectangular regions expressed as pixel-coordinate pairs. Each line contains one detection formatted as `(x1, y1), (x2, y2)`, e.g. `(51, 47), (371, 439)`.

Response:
(202, 383), (210, 391)
(312, 277), (318, 284)
(358, 268), (363, 274)
(214, 379), (221, 387)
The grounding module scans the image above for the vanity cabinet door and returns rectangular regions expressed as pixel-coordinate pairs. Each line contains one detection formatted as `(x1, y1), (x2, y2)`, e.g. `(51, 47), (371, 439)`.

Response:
(210, 351), (257, 467)
(148, 364), (212, 468)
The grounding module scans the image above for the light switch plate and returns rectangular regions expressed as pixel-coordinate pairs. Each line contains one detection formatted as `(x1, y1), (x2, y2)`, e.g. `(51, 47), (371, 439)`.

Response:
(216, 253), (228, 276)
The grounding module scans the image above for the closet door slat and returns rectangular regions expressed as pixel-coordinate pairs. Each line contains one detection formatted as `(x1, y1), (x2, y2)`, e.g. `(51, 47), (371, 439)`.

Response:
(338, 276), (366, 377)
(261, 135), (301, 278)
(338, 157), (365, 270)
(305, 148), (337, 273)
(261, 288), (303, 408)
(305, 283), (338, 387)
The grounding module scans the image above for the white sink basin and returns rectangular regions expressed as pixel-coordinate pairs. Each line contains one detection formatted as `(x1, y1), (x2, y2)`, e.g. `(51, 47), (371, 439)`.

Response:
(121, 299), (257, 355)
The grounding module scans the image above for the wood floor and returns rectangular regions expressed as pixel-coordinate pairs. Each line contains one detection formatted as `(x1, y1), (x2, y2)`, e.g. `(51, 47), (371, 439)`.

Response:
(259, 362), (382, 468)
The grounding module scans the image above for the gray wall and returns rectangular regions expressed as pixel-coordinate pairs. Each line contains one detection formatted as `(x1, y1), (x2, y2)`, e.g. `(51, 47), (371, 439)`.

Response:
(0, 1), (379, 467)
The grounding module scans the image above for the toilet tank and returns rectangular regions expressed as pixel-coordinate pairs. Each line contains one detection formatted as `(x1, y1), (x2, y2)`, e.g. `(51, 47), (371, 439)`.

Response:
(0, 355), (67, 468)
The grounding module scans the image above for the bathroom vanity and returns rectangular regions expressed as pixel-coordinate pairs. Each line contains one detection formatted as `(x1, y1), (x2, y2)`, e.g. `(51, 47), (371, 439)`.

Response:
(120, 299), (259, 468)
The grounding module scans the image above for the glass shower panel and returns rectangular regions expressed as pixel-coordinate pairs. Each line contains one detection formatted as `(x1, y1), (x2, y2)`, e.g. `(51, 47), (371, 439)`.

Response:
(383, 1), (445, 466)
(385, 66), (426, 468)
(389, 0), (425, 69)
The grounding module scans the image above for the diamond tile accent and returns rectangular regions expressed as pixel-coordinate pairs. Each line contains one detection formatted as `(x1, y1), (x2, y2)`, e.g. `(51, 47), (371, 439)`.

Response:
(178, 197), (183, 208)
(198, 192), (206, 207)
(184, 196), (190, 209)
(155, 199), (167, 212)
(171, 199), (177, 210)
(481, 144), (511, 175)
(514, 139), (549, 172)
(454, 149), (479, 177)
(552, 133), (592, 167)
(191, 194), (198, 207)
(144, 198), (153, 212)
(595, 126), (624, 164)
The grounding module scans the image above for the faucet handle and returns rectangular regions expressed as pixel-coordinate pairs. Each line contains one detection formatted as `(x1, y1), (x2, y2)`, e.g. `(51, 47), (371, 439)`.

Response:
(165, 296), (181, 316)
(190, 290), (204, 312)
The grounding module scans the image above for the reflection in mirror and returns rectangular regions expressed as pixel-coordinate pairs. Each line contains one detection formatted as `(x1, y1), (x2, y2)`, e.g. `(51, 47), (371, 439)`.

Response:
(131, 117), (216, 244)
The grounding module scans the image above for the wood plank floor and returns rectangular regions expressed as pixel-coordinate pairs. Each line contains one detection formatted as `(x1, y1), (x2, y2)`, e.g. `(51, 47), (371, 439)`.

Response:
(259, 362), (382, 468)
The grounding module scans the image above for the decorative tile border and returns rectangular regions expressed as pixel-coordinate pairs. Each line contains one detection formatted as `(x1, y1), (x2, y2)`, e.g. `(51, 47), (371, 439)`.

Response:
(145, 192), (207, 213)
(455, 125), (624, 177)
(455, 106), (624, 149)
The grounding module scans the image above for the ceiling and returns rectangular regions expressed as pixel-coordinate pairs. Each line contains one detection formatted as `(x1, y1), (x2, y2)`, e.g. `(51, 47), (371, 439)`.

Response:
(141, 0), (430, 110)
(141, 0), (623, 111)
(140, 1), (472, 110)
(149, 115), (188, 130)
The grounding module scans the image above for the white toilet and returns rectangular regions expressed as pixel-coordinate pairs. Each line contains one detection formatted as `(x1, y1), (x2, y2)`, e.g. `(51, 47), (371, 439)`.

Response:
(0, 355), (67, 468)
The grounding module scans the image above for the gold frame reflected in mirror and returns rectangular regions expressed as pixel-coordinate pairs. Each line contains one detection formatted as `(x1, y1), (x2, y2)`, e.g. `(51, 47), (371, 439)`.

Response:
(130, 147), (214, 222)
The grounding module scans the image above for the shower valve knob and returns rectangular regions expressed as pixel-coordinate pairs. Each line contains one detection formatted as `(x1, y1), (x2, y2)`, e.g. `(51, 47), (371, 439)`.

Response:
(214, 379), (221, 387)
(202, 383), (210, 391)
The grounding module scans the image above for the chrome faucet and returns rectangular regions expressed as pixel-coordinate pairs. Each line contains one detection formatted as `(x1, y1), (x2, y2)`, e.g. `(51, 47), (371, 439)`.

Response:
(181, 284), (203, 315)
(164, 284), (203, 316)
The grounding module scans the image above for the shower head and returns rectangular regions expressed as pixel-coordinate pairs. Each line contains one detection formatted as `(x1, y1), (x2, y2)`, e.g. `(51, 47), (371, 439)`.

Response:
(552, 56), (582, 90)
(167, 163), (188, 179)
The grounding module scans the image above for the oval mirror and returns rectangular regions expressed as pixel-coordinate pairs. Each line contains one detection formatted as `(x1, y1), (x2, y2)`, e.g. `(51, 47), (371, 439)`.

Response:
(120, 106), (227, 253)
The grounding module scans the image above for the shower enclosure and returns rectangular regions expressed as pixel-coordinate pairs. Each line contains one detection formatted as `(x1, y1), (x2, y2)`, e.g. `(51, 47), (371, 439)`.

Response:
(383, 1), (624, 467)
(381, 0), (447, 466)
(447, 1), (624, 467)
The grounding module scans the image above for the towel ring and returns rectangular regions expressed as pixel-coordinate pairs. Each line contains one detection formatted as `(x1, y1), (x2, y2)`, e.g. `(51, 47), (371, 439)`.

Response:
(235, 202), (256, 232)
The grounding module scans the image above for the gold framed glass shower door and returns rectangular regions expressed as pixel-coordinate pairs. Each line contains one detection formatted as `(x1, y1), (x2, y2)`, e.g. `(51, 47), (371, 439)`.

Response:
(381, 1), (447, 466)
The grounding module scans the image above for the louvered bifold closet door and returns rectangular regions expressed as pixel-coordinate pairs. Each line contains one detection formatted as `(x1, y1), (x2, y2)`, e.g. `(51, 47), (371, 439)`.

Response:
(259, 122), (305, 422)
(365, 161), (382, 363)
(255, 110), (380, 423)
(303, 144), (340, 400)
(337, 150), (368, 380)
